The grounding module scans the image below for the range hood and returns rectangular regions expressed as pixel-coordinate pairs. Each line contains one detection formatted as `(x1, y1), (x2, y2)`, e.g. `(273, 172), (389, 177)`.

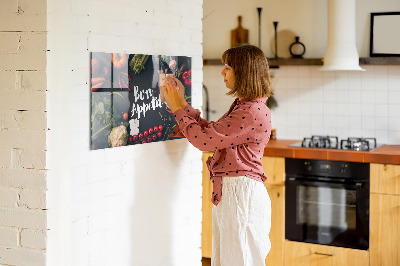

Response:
(320, 0), (365, 71)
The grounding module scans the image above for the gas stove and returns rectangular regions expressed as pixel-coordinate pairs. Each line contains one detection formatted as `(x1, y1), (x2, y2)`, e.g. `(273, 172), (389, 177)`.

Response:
(289, 135), (381, 151)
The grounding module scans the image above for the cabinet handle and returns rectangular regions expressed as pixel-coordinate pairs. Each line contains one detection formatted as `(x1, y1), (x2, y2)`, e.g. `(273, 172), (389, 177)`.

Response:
(314, 252), (335, 257)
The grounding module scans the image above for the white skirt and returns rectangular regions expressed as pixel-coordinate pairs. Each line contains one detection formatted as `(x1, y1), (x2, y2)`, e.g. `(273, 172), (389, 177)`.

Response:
(212, 176), (271, 266)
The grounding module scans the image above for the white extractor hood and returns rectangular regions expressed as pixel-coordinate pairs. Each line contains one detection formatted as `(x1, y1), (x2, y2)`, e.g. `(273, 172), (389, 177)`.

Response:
(320, 0), (365, 71)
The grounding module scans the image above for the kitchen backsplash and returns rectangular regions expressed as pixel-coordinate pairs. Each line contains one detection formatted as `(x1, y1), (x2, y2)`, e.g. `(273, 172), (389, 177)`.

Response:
(203, 65), (400, 144)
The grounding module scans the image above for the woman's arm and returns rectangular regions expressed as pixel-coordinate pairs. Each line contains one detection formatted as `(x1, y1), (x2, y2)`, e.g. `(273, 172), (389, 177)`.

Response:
(173, 106), (256, 152)
(161, 77), (210, 136)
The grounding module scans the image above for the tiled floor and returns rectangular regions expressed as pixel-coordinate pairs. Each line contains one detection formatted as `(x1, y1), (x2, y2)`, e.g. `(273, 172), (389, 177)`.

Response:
(202, 257), (211, 266)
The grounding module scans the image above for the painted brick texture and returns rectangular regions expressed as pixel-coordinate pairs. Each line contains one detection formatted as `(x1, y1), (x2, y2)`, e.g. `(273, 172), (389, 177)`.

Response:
(2, 0), (203, 265)
(0, 0), (48, 265)
(46, 0), (203, 266)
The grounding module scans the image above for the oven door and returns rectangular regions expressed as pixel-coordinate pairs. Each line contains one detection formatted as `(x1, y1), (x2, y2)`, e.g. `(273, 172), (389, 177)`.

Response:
(285, 177), (369, 250)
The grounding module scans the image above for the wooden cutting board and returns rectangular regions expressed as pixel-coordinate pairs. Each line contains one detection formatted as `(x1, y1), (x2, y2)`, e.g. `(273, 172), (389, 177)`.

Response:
(231, 16), (249, 48)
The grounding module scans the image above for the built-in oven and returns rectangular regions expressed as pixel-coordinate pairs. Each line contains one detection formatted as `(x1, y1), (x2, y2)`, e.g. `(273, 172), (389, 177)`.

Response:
(285, 158), (370, 250)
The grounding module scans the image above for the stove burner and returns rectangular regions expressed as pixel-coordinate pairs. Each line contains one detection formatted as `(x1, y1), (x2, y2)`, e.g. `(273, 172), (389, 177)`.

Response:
(301, 135), (339, 149)
(340, 137), (377, 151)
(295, 136), (379, 151)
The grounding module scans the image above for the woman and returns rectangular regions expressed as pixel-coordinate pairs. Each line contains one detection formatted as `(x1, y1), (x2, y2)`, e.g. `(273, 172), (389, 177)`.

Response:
(161, 44), (273, 266)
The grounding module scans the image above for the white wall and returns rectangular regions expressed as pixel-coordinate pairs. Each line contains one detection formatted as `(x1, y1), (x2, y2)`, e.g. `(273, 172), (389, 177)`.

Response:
(203, 0), (400, 58)
(47, 0), (203, 266)
(203, 0), (400, 145)
(271, 65), (400, 144)
(0, 0), (48, 265)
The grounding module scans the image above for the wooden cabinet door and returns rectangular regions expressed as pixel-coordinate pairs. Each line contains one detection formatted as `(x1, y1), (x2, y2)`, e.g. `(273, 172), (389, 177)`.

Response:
(201, 152), (213, 258)
(370, 193), (400, 266)
(284, 241), (369, 266)
(264, 184), (284, 266)
(262, 156), (285, 186)
(370, 163), (400, 195)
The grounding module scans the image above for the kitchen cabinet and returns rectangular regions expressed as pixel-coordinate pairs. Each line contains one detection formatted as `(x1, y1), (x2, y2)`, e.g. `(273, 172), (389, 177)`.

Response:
(261, 156), (285, 266)
(370, 163), (400, 195)
(201, 152), (213, 258)
(284, 241), (369, 266)
(201, 154), (286, 266)
(264, 184), (284, 266)
(370, 163), (400, 266)
(202, 155), (400, 265)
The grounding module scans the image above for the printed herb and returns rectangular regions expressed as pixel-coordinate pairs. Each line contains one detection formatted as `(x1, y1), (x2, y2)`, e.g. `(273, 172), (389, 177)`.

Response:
(129, 54), (150, 75)
(159, 112), (175, 141)
(91, 92), (129, 149)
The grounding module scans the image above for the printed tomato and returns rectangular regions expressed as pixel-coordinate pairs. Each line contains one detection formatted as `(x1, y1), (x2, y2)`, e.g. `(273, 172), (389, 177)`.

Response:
(123, 113), (128, 120)
(112, 53), (128, 69)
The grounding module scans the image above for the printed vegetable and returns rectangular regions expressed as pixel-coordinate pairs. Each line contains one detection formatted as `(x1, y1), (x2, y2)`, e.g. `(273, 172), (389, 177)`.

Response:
(91, 58), (101, 75)
(129, 54), (150, 74)
(108, 124), (129, 147)
(112, 53), (128, 69)
(91, 92), (129, 149)
(91, 77), (105, 92)
(169, 57), (177, 70)
(127, 124), (165, 145)
(182, 69), (191, 86)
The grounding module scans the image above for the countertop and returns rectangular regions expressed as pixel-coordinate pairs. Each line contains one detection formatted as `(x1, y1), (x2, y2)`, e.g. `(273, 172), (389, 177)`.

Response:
(263, 139), (400, 165)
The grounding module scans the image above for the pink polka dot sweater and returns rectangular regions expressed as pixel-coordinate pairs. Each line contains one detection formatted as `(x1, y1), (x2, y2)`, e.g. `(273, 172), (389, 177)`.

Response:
(172, 97), (272, 206)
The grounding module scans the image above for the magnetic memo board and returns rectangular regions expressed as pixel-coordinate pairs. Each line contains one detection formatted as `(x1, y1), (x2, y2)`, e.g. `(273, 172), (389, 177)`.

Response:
(90, 52), (192, 150)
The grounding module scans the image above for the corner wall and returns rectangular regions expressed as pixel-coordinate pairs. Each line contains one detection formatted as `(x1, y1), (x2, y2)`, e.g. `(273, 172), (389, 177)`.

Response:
(46, 0), (203, 265)
(0, 0), (48, 265)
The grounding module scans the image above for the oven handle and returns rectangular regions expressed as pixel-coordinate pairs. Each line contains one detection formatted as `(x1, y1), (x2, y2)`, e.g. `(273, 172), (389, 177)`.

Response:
(286, 177), (364, 189)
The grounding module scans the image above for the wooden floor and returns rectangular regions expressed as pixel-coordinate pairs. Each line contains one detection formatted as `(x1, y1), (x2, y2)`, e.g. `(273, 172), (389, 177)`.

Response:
(202, 257), (211, 266)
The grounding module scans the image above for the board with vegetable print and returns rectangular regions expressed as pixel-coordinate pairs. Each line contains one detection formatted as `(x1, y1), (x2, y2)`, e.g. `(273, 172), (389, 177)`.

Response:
(90, 52), (191, 150)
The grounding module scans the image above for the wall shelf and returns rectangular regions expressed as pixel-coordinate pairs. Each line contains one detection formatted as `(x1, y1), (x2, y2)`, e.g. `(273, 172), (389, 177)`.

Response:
(359, 57), (400, 65)
(203, 57), (400, 67)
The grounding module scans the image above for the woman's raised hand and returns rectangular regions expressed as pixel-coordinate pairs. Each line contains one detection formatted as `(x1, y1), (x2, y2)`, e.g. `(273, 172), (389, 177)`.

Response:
(160, 76), (186, 113)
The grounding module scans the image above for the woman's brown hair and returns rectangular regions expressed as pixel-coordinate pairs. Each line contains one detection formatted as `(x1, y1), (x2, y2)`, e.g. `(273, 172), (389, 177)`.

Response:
(221, 44), (273, 99)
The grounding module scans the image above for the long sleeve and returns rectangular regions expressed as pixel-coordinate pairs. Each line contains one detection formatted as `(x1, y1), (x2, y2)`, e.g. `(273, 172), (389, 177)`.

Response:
(169, 104), (210, 138)
(173, 105), (257, 152)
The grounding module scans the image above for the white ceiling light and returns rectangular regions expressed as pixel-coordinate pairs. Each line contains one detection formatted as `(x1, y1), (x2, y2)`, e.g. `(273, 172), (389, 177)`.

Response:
(320, 0), (365, 71)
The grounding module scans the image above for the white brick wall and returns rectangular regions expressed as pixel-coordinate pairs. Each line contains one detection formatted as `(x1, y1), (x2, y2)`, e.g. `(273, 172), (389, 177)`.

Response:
(0, 0), (48, 265)
(47, 1), (203, 266)
(2, 0), (203, 265)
